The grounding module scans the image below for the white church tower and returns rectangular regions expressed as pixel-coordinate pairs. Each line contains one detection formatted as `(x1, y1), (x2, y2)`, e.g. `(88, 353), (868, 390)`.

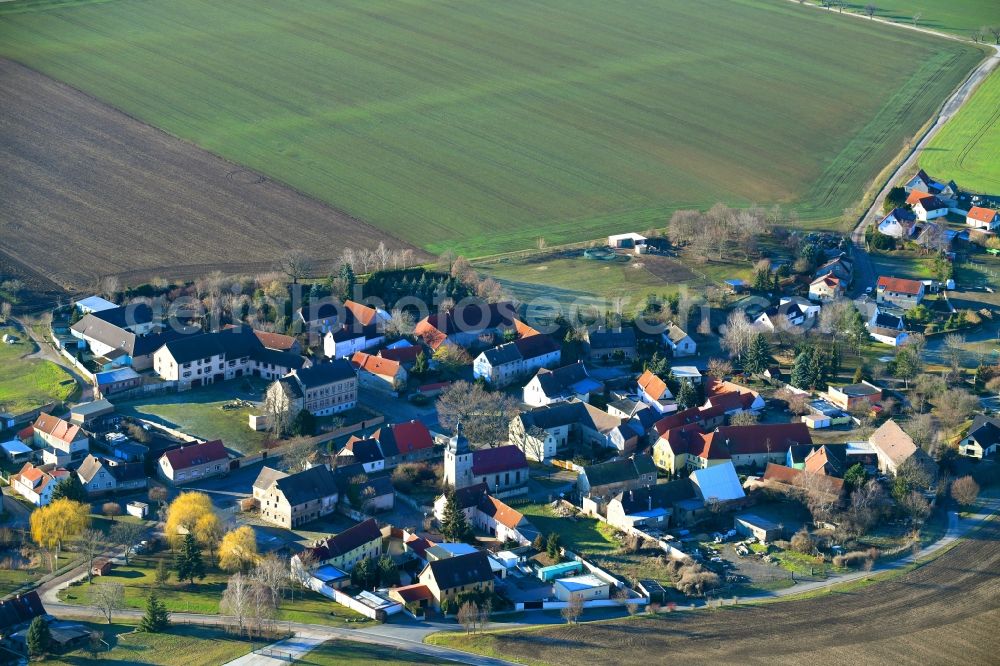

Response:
(444, 421), (474, 489)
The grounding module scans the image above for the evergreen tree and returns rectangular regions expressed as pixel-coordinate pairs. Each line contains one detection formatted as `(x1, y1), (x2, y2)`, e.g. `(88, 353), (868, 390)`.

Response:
(377, 554), (400, 586)
(843, 463), (868, 490)
(743, 334), (771, 376)
(175, 533), (205, 585)
(50, 476), (87, 503)
(752, 266), (771, 293)
(26, 616), (50, 658)
(676, 381), (697, 410)
(413, 351), (429, 376)
(852, 366), (864, 384)
(351, 557), (379, 589)
(808, 349), (829, 389)
(546, 533), (561, 560)
(138, 590), (170, 633)
(645, 352), (668, 378)
(291, 409), (316, 437)
(843, 307), (869, 355)
(440, 490), (472, 543)
(790, 348), (816, 389)
(339, 263), (356, 300)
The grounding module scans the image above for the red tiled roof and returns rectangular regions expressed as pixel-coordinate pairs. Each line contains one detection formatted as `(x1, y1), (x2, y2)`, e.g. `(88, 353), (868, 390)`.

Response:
(478, 494), (525, 529)
(392, 583), (434, 603)
(351, 351), (401, 378)
(714, 423), (812, 455)
(653, 407), (703, 435)
(877, 276), (923, 295)
(905, 189), (932, 205)
(162, 440), (227, 471)
(32, 414), (81, 444)
(253, 330), (298, 351)
(471, 445), (527, 476)
(638, 370), (668, 401)
(414, 302), (519, 350)
(344, 300), (379, 327)
(379, 346), (420, 365)
(389, 421), (434, 454)
(967, 206), (999, 223)
(404, 534), (436, 558)
(762, 463), (844, 496)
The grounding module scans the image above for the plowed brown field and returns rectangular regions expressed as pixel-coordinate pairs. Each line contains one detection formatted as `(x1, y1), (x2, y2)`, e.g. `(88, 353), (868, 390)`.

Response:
(0, 59), (413, 293)
(448, 519), (1000, 665)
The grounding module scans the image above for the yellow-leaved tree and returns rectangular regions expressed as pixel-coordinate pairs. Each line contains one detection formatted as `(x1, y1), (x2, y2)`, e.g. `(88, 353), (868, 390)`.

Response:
(218, 525), (259, 573)
(30, 498), (90, 570)
(164, 492), (220, 552)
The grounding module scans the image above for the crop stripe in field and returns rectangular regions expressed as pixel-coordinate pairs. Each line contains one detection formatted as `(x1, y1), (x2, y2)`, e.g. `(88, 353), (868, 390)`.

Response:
(955, 100), (1000, 176)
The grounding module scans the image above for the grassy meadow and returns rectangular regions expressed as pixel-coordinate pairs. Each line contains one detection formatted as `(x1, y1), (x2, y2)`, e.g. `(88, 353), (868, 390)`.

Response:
(0, 326), (77, 414)
(842, 1), (1000, 36)
(0, 0), (985, 256)
(922, 68), (1000, 194)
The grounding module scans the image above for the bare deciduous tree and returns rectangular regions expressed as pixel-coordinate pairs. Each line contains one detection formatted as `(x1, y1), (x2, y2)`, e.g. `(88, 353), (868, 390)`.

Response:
(933, 387), (978, 434)
(91, 582), (125, 624)
(79, 529), (105, 583)
(721, 310), (753, 361)
(221, 573), (275, 638)
(864, 4), (877, 19)
(706, 358), (733, 380)
(951, 476), (980, 506)
(252, 554), (288, 611)
(437, 381), (519, 448)
(109, 521), (144, 566)
(277, 250), (313, 285)
(457, 600), (479, 634)
(560, 595), (583, 624)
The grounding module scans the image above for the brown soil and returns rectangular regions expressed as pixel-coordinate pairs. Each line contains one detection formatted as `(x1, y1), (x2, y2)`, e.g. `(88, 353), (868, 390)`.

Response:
(0, 59), (418, 297)
(473, 519), (1000, 665)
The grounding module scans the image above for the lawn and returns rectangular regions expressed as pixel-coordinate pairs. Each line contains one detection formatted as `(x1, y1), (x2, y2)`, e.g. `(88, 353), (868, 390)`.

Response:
(43, 621), (253, 666)
(116, 379), (270, 454)
(519, 504), (618, 555)
(0, 326), (77, 415)
(296, 639), (451, 666)
(841, 1), (1000, 36)
(57, 552), (370, 627)
(923, 67), (1000, 194)
(0, 0), (984, 257)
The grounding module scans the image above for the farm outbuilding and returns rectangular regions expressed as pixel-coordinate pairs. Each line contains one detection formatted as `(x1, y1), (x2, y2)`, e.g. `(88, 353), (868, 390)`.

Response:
(734, 513), (783, 544)
(554, 574), (610, 601)
(607, 232), (647, 249)
(537, 561), (583, 581)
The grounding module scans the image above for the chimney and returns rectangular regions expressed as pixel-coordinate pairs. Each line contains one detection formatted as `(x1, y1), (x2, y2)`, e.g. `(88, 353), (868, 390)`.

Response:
(648, 494), (652, 512)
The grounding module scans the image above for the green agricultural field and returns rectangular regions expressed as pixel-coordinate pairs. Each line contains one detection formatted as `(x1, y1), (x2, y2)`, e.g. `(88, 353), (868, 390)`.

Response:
(0, 0), (985, 256)
(922, 68), (1000, 193)
(842, 1), (1000, 36)
(0, 326), (77, 415)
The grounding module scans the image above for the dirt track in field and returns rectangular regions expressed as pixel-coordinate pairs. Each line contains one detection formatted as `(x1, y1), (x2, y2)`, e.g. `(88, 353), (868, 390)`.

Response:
(0, 59), (416, 293)
(485, 519), (1000, 665)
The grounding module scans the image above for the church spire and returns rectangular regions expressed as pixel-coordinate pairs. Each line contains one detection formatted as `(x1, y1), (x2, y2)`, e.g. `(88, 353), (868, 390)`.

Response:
(449, 420), (470, 455)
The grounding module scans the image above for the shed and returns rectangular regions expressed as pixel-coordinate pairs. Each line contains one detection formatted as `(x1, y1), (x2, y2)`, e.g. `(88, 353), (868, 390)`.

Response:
(537, 561), (583, 581)
(554, 574), (610, 601)
(91, 558), (114, 576)
(734, 513), (783, 544)
(69, 399), (115, 426)
(1, 439), (33, 463)
(803, 414), (831, 429)
(126, 501), (149, 519)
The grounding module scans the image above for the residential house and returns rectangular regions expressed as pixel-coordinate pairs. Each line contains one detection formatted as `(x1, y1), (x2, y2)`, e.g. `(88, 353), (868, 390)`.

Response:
(876, 207), (918, 239)
(417, 550), (494, 610)
(94, 367), (142, 398)
(522, 362), (602, 407)
(713, 423), (812, 470)
(336, 437), (386, 473)
(966, 206), (1000, 231)
(827, 381), (883, 411)
(265, 360), (357, 417)
(869, 419), (935, 477)
(77, 454), (146, 496)
(443, 424), (528, 497)
(510, 402), (588, 462)
(414, 302), (521, 351)
(157, 439), (228, 485)
(906, 190), (948, 222)
(876, 276), (924, 309)
(903, 170), (959, 204)
(652, 425), (721, 474)
(32, 414), (89, 467)
(112, 441), (148, 463)
(577, 455), (657, 499)
(293, 518), (383, 572)
(662, 323), (696, 357)
(781, 296), (821, 320)
(253, 330), (301, 354)
(153, 328), (306, 389)
(252, 467), (288, 505)
(959, 414), (1000, 459)
(702, 379), (766, 414)
(10, 463), (70, 506)
(333, 465), (396, 514)
(255, 465), (339, 528)
(815, 255), (853, 283)
(472, 494), (539, 546)
(296, 300), (388, 337)
(585, 327), (637, 360)
(433, 482), (488, 524)
(637, 370), (673, 414)
(473, 334), (561, 388)
(606, 480), (695, 532)
(803, 444), (849, 477)
(71, 304), (193, 370)
(352, 351), (407, 392)
(367, 420), (436, 467)
(753, 302), (806, 332)
(323, 323), (384, 359)
(869, 325), (909, 347)
(756, 463), (846, 504)
(378, 344), (421, 368)
(554, 575), (609, 602)
(809, 274), (844, 302)
(689, 461), (746, 504)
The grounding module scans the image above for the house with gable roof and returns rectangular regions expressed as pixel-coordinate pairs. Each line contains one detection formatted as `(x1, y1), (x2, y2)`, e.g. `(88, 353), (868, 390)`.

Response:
(577, 454), (657, 499)
(637, 370), (674, 414)
(809, 274), (844, 302)
(906, 190), (948, 221)
(32, 413), (89, 466)
(472, 494), (540, 546)
(10, 462), (70, 506)
(352, 351), (407, 392)
(370, 420), (436, 467)
(869, 419), (935, 477)
(417, 550), (494, 610)
(959, 414), (1000, 459)
(903, 170), (958, 205)
(157, 439), (228, 485)
(255, 464), (339, 528)
(292, 518), (382, 572)
(877, 207), (918, 239)
(473, 333), (561, 388)
(522, 361), (603, 407)
(966, 206), (1000, 231)
(876, 276), (924, 309)
(414, 302), (522, 351)
(585, 326), (637, 360)
(662, 322), (696, 357)
(77, 454), (146, 496)
(264, 359), (357, 417)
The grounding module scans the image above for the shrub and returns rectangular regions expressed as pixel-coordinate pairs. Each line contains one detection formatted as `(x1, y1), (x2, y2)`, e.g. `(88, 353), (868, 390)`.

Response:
(790, 529), (816, 554)
(832, 550), (874, 568)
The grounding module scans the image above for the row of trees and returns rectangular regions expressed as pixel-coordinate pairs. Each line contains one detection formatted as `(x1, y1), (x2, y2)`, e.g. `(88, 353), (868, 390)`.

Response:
(668, 203), (780, 262)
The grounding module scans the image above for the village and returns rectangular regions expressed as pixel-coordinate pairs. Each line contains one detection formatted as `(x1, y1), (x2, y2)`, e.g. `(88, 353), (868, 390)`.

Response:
(0, 167), (998, 659)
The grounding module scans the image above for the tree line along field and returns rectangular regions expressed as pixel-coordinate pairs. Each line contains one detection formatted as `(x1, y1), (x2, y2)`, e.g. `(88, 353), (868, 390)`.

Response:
(428, 520), (1000, 666)
(922, 68), (1000, 194)
(0, 0), (986, 261)
(842, 0), (1000, 37)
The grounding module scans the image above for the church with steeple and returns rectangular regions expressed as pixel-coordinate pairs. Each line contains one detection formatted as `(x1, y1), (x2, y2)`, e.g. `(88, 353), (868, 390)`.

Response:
(443, 422), (530, 498)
